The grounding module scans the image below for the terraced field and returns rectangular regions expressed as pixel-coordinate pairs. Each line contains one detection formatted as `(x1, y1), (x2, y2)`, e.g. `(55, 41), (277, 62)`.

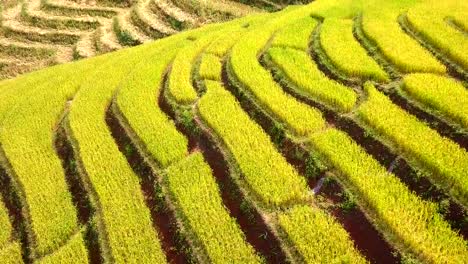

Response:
(0, 0), (467, 263)
(0, 0), (301, 79)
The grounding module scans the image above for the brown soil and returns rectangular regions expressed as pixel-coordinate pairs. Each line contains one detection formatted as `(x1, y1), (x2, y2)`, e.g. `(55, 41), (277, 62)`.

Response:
(55, 125), (92, 225)
(378, 86), (468, 151)
(352, 16), (401, 80)
(160, 72), (288, 263)
(264, 59), (468, 240)
(398, 14), (467, 81)
(309, 23), (361, 87)
(55, 124), (102, 264)
(0, 162), (30, 263)
(280, 128), (401, 263)
(353, 17), (467, 151)
(221, 62), (401, 263)
(321, 179), (401, 264)
(221, 63), (286, 147)
(105, 104), (189, 264)
(193, 117), (289, 263)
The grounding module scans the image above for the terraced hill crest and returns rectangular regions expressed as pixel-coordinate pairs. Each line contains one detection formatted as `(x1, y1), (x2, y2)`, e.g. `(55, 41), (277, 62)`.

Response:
(0, 0), (308, 79)
(0, 0), (467, 263)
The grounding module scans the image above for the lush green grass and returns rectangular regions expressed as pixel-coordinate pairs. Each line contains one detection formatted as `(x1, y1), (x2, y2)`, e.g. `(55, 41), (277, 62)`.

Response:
(402, 74), (468, 129)
(116, 38), (190, 168)
(406, 0), (468, 70)
(357, 83), (468, 208)
(165, 153), (261, 263)
(278, 205), (367, 263)
(319, 18), (389, 82)
(198, 80), (310, 207)
(266, 47), (357, 112)
(67, 45), (167, 263)
(271, 16), (318, 51)
(310, 128), (468, 263)
(199, 53), (223, 81)
(0, 202), (12, 250)
(0, 0), (467, 263)
(229, 6), (326, 136)
(360, 16), (445, 74)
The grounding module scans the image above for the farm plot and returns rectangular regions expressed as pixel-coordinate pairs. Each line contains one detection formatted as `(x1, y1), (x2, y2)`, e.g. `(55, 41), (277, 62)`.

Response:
(0, 0), (467, 263)
(0, 0), (264, 79)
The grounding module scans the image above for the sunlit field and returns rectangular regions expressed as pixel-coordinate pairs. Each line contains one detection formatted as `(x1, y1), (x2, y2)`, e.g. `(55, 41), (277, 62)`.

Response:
(0, 0), (467, 263)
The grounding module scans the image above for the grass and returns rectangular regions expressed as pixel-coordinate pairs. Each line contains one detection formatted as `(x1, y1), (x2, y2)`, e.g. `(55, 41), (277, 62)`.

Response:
(165, 153), (261, 263)
(38, 231), (88, 263)
(228, 6), (326, 136)
(0, 68), (58, 123)
(0, 60), (93, 257)
(278, 205), (367, 263)
(0, 202), (12, 249)
(0, 60), (113, 259)
(204, 28), (248, 56)
(168, 13), (265, 104)
(198, 80), (310, 208)
(402, 73), (468, 129)
(310, 128), (468, 263)
(360, 15), (446, 74)
(67, 45), (167, 263)
(450, 13), (468, 32)
(198, 30), (367, 261)
(405, 0), (468, 71)
(0, 242), (23, 263)
(168, 31), (219, 104)
(168, 24), (229, 104)
(357, 82), (468, 208)
(116, 38), (190, 168)
(1, 0), (468, 263)
(265, 47), (357, 112)
(271, 16), (318, 51)
(198, 53), (222, 81)
(318, 18), (389, 82)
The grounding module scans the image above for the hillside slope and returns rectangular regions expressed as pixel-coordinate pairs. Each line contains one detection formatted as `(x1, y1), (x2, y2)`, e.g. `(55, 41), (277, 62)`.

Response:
(0, 0), (467, 263)
(0, 0), (296, 79)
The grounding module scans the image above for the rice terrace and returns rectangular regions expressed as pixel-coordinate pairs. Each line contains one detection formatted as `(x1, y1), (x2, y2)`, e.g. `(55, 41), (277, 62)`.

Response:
(0, 0), (467, 263)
